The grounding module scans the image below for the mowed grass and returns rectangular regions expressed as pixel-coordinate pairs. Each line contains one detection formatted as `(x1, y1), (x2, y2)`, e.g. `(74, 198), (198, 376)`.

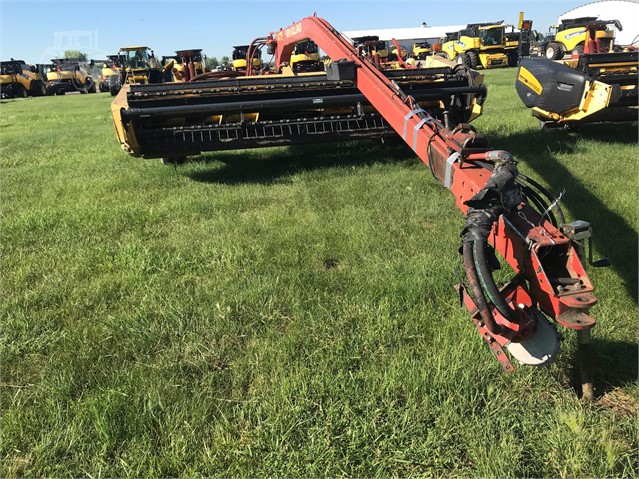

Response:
(1, 68), (637, 477)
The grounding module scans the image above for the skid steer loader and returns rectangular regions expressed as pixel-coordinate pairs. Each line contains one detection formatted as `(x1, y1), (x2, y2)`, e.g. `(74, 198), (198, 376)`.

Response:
(45, 58), (95, 95)
(0, 59), (47, 98)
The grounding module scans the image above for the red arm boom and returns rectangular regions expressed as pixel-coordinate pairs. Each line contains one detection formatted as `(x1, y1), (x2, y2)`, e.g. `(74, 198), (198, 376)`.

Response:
(267, 16), (598, 377)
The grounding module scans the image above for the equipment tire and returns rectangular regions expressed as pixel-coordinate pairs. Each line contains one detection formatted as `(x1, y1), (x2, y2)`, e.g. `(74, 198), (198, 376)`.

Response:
(545, 42), (564, 60)
(30, 80), (47, 97)
(456, 53), (471, 67)
(507, 51), (518, 67)
(161, 156), (187, 166)
(16, 84), (27, 98)
(466, 51), (479, 69)
(572, 44), (584, 56)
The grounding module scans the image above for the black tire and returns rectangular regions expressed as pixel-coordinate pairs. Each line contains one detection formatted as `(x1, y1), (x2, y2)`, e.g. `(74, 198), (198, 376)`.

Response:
(30, 80), (47, 97)
(455, 53), (471, 67)
(108, 75), (121, 96)
(87, 80), (96, 93)
(56, 90), (65, 96)
(161, 156), (187, 165)
(16, 84), (27, 98)
(507, 51), (518, 67)
(98, 80), (109, 93)
(466, 51), (479, 69)
(572, 44), (584, 57)
(545, 42), (564, 60)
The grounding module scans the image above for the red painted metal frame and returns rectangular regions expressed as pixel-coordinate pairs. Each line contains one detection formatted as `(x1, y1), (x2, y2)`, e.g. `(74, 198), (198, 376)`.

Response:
(266, 15), (598, 351)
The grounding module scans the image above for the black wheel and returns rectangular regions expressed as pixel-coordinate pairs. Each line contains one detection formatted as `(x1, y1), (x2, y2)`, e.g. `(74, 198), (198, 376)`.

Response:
(545, 42), (564, 60)
(29, 80), (46, 97)
(466, 51), (479, 69)
(161, 156), (187, 166)
(571, 44), (584, 57)
(56, 90), (65, 96)
(99, 81), (109, 93)
(16, 84), (27, 98)
(108, 75), (121, 96)
(455, 53), (471, 67)
(87, 81), (96, 93)
(507, 51), (518, 67)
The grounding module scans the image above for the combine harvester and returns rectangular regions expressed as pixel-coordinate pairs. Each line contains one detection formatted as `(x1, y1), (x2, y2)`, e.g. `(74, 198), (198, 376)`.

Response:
(112, 15), (610, 398)
(516, 20), (638, 128)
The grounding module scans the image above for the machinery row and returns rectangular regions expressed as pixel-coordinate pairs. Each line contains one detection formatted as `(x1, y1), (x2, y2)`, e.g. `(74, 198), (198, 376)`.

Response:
(109, 14), (636, 398)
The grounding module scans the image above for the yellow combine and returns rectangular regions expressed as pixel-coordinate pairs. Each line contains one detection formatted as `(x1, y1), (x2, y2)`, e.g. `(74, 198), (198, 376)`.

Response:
(441, 22), (518, 68)
(45, 58), (96, 95)
(543, 18), (621, 59)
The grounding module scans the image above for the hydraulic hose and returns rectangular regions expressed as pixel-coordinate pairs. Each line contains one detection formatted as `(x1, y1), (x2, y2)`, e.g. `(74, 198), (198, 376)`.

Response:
(462, 242), (502, 334)
(472, 239), (517, 322)
(472, 159), (565, 226)
(461, 151), (521, 328)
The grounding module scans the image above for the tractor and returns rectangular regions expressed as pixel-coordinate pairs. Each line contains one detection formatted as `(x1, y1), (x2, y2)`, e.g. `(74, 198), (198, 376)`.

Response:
(0, 59), (47, 98)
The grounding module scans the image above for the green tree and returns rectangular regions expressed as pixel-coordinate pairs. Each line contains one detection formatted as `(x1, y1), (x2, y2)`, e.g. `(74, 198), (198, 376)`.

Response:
(205, 56), (219, 70)
(64, 49), (88, 62)
(220, 56), (230, 66)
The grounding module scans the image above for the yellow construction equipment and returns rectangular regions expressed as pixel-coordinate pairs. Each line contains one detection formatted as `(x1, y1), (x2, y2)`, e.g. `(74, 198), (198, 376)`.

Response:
(516, 50), (638, 127)
(108, 46), (163, 96)
(1, 59), (47, 98)
(290, 40), (323, 72)
(543, 18), (621, 60)
(441, 21), (518, 68)
(232, 45), (262, 72)
(45, 58), (96, 95)
(161, 49), (206, 82)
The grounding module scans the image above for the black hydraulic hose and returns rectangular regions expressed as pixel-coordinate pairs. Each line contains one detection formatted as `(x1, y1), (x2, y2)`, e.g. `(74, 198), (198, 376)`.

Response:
(472, 239), (517, 322)
(462, 242), (502, 334)
(516, 173), (566, 225)
(461, 151), (521, 327)
(473, 159), (564, 226)
(520, 184), (558, 227)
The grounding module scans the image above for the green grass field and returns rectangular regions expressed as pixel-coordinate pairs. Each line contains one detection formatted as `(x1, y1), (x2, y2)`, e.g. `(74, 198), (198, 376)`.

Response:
(1, 68), (637, 477)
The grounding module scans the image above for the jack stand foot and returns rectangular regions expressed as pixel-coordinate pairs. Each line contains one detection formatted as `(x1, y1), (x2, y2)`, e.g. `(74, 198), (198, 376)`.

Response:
(577, 329), (594, 400)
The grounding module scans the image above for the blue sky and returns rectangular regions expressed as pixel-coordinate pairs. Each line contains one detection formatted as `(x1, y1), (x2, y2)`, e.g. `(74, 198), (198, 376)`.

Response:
(1, 0), (588, 63)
